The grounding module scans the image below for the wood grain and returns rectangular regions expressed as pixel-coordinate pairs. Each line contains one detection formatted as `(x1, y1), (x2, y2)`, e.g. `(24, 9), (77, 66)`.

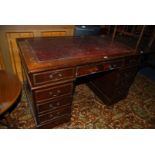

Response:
(0, 50), (5, 69)
(0, 70), (21, 115)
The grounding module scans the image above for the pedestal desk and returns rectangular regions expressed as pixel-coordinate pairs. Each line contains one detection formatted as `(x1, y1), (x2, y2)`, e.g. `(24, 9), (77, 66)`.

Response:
(17, 36), (141, 128)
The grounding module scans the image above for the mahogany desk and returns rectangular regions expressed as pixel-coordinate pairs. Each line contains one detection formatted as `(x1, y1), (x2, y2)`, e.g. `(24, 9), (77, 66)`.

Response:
(17, 36), (141, 128)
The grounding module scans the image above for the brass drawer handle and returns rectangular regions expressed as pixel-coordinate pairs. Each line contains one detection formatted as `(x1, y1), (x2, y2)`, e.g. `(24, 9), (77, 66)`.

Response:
(109, 65), (114, 70)
(49, 102), (60, 108)
(49, 104), (53, 108)
(49, 74), (53, 79)
(56, 102), (60, 106)
(57, 90), (61, 94)
(90, 67), (98, 74)
(49, 114), (54, 118)
(49, 72), (62, 80)
(49, 112), (60, 118)
(49, 91), (53, 95)
(112, 64), (117, 68)
(52, 90), (61, 97)
(58, 73), (62, 77)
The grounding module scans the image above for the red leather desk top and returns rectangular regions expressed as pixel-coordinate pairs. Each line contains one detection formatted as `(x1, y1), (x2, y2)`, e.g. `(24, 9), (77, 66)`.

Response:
(18, 36), (137, 72)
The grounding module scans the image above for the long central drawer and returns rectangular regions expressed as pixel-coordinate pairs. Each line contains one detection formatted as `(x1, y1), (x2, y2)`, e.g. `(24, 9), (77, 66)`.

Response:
(76, 59), (123, 77)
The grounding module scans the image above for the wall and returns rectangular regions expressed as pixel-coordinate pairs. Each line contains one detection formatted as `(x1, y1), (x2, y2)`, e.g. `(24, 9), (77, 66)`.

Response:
(0, 47), (4, 69)
(0, 25), (75, 81)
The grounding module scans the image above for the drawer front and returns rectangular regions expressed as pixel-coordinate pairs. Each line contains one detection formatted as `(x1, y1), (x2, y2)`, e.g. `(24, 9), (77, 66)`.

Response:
(37, 95), (72, 114)
(77, 60), (122, 77)
(32, 68), (75, 86)
(37, 115), (71, 129)
(37, 106), (72, 124)
(34, 83), (73, 103)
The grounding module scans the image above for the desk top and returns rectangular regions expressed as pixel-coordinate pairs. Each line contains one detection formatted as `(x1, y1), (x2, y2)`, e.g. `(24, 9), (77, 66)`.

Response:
(17, 36), (138, 72)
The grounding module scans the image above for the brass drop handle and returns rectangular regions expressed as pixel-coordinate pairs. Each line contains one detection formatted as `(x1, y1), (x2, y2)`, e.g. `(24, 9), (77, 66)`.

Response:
(49, 72), (62, 79)
(57, 90), (61, 94)
(92, 67), (98, 72)
(113, 64), (117, 68)
(49, 91), (53, 95)
(56, 102), (60, 106)
(49, 102), (60, 108)
(49, 114), (54, 118)
(49, 74), (53, 79)
(49, 112), (60, 118)
(58, 73), (62, 77)
(109, 65), (114, 70)
(49, 104), (54, 108)
(49, 89), (61, 97)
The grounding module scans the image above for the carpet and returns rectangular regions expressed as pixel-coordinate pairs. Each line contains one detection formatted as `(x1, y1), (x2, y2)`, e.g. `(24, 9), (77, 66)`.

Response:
(1, 74), (155, 129)
(139, 67), (155, 81)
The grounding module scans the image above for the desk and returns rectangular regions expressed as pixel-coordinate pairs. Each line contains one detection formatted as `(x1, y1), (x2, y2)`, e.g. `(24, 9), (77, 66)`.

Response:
(17, 36), (141, 128)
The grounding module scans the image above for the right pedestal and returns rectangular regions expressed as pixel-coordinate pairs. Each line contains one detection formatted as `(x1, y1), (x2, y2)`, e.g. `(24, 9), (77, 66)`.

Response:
(88, 56), (140, 105)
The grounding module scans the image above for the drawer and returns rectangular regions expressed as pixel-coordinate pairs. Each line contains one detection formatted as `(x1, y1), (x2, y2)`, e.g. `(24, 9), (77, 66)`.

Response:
(32, 68), (75, 86)
(77, 60), (122, 77)
(36, 95), (72, 114)
(37, 106), (72, 124)
(34, 83), (73, 103)
(37, 115), (71, 129)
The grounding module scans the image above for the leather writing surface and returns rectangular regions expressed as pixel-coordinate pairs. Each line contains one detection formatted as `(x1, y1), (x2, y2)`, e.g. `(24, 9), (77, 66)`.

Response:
(26, 36), (133, 62)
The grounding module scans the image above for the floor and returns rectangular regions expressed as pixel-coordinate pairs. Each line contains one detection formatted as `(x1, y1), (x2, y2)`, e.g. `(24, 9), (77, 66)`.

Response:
(139, 67), (155, 81)
(0, 74), (155, 129)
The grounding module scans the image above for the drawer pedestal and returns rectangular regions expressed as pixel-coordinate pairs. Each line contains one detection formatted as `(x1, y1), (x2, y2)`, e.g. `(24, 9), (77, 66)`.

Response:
(24, 67), (75, 128)
(88, 56), (140, 105)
